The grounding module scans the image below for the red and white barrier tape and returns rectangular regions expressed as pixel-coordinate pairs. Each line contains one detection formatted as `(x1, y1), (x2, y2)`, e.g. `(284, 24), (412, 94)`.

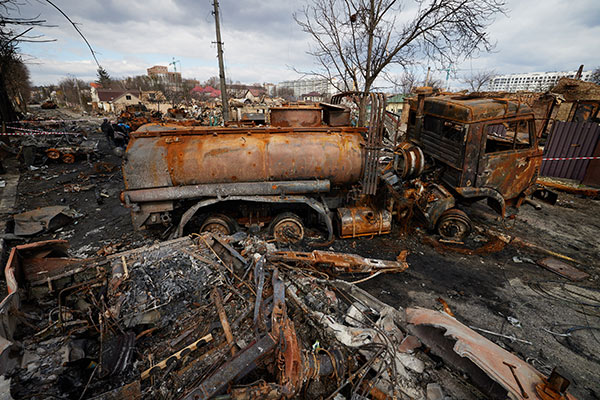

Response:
(9, 118), (91, 123)
(2, 126), (80, 136)
(542, 156), (600, 161)
(1, 132), (79, 136)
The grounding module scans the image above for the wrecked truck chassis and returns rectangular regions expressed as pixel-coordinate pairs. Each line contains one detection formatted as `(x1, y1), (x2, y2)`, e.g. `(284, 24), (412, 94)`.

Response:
(120, 98), (392, 241)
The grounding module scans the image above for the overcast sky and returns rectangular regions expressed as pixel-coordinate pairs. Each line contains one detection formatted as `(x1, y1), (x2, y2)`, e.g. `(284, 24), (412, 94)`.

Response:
(14, 0), (600, 90)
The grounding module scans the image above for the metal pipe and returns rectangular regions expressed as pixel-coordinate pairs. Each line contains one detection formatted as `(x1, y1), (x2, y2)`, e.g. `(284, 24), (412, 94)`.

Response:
(122, 180), (330, 203)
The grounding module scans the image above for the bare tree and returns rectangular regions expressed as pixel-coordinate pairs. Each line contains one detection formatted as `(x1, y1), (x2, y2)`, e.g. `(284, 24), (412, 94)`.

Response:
(295, 0), (506, 124)
(461, 69), (497, 92)
(0, 0), (48, 121)
(386, 70), (417, 94)
(1, 0), (102, 122)
(57, 76), (91, 110)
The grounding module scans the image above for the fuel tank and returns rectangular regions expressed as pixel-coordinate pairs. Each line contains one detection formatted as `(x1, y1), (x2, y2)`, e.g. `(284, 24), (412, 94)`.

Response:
(123, 124), (366, 190)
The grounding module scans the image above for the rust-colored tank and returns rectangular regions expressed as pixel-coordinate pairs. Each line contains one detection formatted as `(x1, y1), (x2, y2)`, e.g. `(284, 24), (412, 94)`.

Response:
(123, 124), (366, 191)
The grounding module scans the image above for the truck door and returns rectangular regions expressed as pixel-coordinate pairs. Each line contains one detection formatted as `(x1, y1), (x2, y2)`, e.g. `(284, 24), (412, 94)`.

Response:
(476, 118), (542, 201)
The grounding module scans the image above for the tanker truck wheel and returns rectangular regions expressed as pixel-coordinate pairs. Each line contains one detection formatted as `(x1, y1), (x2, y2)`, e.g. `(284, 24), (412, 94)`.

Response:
(270, 213), (304, 244)
(436, 209), (472, 241)
(200, 214), (236, 236)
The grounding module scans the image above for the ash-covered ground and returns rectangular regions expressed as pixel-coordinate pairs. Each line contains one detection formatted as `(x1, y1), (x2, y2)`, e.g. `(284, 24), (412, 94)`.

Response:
(1, 107), (599, 399)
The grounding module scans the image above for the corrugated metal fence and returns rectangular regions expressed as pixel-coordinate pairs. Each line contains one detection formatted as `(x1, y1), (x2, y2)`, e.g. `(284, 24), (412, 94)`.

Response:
(540, 121), (600, 182)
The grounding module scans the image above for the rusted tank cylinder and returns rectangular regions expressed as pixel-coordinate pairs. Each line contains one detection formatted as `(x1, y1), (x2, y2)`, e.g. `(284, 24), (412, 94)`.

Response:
(123, 127), (365, 190)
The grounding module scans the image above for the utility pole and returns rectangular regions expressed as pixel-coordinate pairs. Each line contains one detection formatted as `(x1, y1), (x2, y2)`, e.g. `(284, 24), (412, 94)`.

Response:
(212, 0), (229, 122)
(75, 78), (84, 111)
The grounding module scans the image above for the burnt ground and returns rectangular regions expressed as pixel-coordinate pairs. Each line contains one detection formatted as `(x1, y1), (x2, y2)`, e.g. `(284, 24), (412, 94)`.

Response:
(1, 108), (599, 399)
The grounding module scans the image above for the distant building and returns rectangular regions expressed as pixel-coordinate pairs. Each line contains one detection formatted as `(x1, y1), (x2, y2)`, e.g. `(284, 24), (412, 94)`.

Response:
(147, 65), (182, 88)
(277, 78), (338, 98)
(301, 91), (325, 102)
(226, 84), (266, 98)
(489, 70), (594, 92)
(386, 94), (405, 115)
(263, 83), (276, 97)
(90, 87), (141, 112)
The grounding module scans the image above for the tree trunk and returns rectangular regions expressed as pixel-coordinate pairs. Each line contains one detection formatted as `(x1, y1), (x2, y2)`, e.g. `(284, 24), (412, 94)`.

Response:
(0, 76), (17, 124)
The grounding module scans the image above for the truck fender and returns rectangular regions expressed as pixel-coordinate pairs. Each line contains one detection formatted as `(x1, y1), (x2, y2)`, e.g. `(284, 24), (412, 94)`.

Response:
(171, 195), (334, 243)
(454, 187), (506, 217)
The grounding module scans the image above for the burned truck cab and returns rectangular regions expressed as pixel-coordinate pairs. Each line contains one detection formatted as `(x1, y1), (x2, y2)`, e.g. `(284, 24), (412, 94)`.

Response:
(405, 89), (542, 224)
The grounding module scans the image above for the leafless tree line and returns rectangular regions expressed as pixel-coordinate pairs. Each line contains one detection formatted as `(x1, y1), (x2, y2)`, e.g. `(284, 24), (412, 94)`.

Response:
(295, 0), (506, 123)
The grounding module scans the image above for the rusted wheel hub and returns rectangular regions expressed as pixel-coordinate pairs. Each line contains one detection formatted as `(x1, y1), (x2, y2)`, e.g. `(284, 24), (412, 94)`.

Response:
(436, 209), (472, 241)
(200, 214), (235, 235)
(46, 149), (60, 159)
(61, 153), (75, 164)
(271, 213), (304, 244)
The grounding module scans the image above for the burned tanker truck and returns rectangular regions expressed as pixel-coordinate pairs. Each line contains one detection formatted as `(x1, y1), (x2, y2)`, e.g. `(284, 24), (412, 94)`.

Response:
(121, 91), (544, 243)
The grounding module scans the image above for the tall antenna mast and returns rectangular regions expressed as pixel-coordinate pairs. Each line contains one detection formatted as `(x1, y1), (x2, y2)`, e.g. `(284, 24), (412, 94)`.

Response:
(212, 0), (229, 122)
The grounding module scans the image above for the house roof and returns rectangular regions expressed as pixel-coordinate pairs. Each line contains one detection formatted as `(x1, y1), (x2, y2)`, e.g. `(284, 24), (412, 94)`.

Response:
(112, 91), (142, 103)
(190, 85), (221, 97)
(96, 89), (140, 102)
(303, 91), (321, 97)
(247, 88), (266, 97)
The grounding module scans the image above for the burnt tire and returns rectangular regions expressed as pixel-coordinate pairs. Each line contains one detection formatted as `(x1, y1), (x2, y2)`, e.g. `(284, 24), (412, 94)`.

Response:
(436, 209), (472, 241)
(200, 214), (236, 236)
(269, 212), (304, 244)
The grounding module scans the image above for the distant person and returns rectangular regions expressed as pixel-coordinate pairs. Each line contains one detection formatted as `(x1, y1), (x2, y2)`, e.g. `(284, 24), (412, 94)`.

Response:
(113, 122), (131, 148)
(101, 119), (115, 146)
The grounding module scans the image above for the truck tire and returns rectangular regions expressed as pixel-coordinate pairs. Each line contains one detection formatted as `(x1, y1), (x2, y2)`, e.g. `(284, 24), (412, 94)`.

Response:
(200, 214), (236, 236)
(270, 212), (304, 244)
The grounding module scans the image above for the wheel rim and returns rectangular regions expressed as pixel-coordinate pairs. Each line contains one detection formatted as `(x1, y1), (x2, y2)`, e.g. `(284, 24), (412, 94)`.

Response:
(200, 215), (233, 235)
(437, 209), (472, 241)
(46, 149), (60, 159)
(273, 217), (304, 244)
(62, 153), (75, 164)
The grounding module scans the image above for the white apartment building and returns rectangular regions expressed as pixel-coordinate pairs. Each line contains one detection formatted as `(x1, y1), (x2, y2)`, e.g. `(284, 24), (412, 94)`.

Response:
(277, 78), (338, 97)
(489, 70), (594, 92)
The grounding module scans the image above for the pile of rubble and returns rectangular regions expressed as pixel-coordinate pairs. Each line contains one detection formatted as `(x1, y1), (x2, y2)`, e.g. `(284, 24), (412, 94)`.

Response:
(0, 232), (575, 399)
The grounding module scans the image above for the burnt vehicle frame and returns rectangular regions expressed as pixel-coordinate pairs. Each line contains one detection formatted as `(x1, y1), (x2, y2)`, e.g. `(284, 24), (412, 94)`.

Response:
(121, 93), (390, 243)
(121, 90), (548, 242)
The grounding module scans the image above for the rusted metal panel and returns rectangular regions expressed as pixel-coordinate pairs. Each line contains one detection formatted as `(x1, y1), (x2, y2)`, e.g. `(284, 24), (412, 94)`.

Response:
(123, 128), (364, 190)
(406, 307), (577, 400)
(269, 106), (322, 127)
(3, 240), (86, 287)
(540, 121), (600, 182)
(267, 250), (408, 275)
(321, 103), (351, 126)
(536, 257), (590, 281)
(410, 96), (535, 124)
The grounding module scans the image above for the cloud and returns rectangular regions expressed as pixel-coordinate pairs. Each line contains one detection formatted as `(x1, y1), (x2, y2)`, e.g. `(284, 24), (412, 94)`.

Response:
(12, 0), (600, 87)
